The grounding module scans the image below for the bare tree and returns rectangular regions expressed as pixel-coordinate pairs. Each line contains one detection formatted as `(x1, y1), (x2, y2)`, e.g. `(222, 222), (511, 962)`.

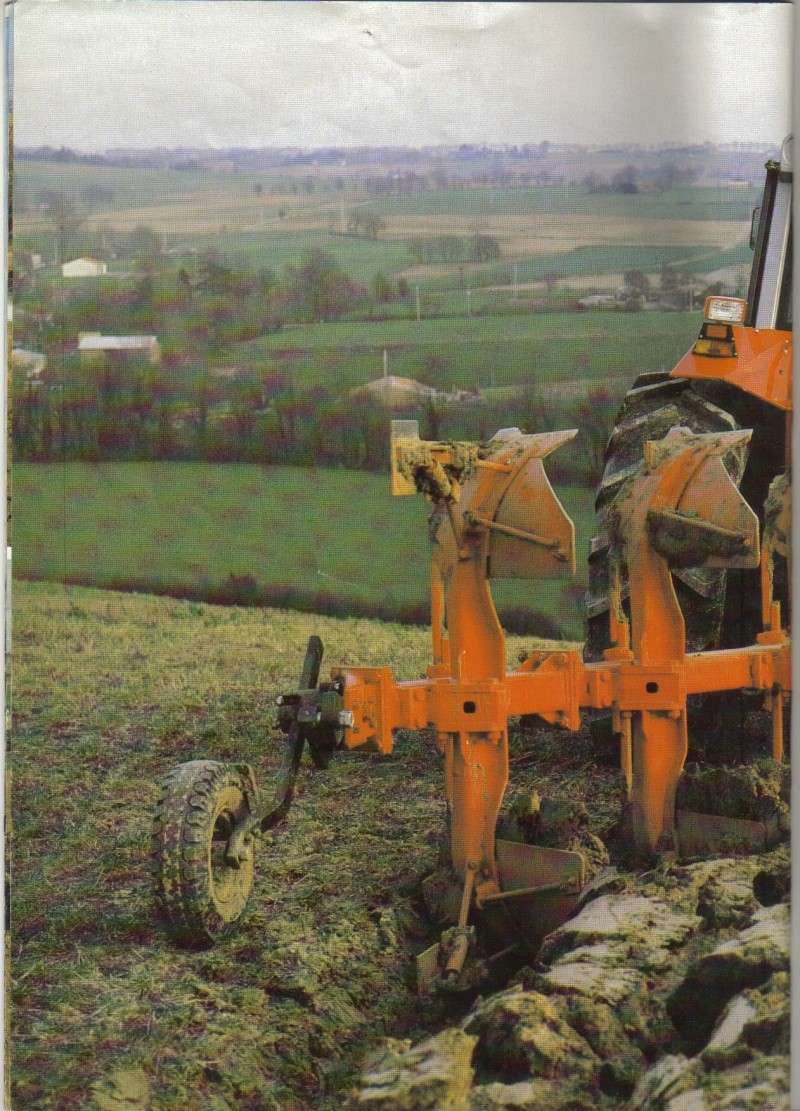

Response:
(46, 194), (85, 264)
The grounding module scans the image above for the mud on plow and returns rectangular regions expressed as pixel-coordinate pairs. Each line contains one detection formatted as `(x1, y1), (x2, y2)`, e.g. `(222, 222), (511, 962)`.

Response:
(152, 420), (790, 991)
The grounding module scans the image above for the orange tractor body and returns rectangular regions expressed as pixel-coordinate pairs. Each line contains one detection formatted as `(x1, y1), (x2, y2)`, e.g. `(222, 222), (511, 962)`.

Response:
(674, 326), (791, 411)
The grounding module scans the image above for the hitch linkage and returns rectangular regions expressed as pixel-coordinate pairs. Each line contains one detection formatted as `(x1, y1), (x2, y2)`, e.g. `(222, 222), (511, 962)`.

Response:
(225, 636), (344, 865)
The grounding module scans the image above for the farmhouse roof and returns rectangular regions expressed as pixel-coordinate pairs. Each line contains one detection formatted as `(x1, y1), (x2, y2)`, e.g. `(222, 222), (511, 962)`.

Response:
(363, 375), (435, 393)
(12, 347), (46, 363)
(78, 334), (159, 351)
(576, 293), (616, 307)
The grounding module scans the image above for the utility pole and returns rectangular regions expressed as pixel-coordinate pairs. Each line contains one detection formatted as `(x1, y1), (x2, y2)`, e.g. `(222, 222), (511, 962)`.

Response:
(383, 348), (389, 379)
(512, 263), (518, 299)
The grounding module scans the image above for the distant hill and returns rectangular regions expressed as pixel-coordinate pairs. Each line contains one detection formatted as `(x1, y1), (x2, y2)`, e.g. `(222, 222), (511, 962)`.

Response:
(14, 140), (778, 184)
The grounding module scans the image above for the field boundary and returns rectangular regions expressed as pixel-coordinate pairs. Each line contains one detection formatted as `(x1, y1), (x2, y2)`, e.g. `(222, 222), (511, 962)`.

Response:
(13, 570), (568, 639)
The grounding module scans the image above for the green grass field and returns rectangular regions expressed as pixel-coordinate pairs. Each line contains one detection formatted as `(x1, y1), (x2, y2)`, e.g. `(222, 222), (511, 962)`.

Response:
(363, 183), (760, 223)
(421, 242), (751, 292)
(15, 160), (757, 222)
(194, 229), (414, 283)
(236, 308), (702, 393)
(14, 159), (307, 212)
(13, 462), (595, 637)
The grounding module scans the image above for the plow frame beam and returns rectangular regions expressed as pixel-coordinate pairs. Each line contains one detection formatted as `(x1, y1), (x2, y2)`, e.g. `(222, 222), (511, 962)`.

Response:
(330, 424), (789, 864)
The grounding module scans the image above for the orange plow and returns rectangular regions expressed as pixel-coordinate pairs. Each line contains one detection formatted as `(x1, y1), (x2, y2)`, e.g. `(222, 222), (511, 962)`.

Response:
(152, 420), (789, 987)
(323, 421), (789, 985)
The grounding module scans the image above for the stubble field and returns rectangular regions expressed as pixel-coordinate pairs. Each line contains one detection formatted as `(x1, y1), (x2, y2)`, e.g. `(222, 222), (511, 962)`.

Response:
(12, 580), (612, 1109)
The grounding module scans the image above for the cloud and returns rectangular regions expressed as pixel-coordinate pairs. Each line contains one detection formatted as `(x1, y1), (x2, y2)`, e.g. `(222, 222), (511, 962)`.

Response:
(11, 1), (793, 149)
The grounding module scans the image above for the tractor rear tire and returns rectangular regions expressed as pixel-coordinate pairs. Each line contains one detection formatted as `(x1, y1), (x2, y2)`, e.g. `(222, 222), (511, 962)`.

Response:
(586, 371), (748, 662)
(586, 372), (788, 763)
(585, 373), (750, 764)
(152, 760), (255, 947)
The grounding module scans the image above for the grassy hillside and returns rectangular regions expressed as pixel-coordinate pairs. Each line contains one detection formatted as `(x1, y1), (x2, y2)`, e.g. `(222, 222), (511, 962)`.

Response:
(12, 581), (616, 1108)
(12, 158), (745, 436)
(234, 309), (702, 393)
(13, 462), (595, 638)
(363, 183), (760, 222)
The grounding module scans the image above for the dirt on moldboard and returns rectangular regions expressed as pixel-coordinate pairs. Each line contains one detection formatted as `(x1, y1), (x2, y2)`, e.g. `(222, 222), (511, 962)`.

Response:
(676, 759), (790, 826)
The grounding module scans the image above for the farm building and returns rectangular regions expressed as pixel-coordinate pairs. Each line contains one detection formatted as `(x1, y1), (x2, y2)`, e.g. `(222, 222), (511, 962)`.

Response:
(353, 376), (483, 408)
(355, 375), (437, 408)
(576, 293), (617, 309)
(11, 348), (46, 382)
(78, 333), (161, 366)
(447, 386), (483, 404)
(61, 257), (108, 278)
(16, 250), (43, 272)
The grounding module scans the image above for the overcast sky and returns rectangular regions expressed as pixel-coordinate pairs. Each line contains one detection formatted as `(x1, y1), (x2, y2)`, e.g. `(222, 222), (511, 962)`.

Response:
(11, 1), (793, 150)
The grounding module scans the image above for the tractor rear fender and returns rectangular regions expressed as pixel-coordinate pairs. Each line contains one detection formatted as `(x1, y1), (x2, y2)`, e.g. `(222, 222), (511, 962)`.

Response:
(672, 326), (792, 412)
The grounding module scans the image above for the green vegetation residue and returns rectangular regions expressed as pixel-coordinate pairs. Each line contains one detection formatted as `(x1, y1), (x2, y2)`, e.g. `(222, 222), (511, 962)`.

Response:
(11, 581), (617, 1108)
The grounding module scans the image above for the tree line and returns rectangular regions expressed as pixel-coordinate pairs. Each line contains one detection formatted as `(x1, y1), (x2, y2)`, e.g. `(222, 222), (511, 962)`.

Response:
(618, 265), (732, 311)
(406, 234), (502, 265)
(13, 365), (614, 490)
(582, 161), (701, 196)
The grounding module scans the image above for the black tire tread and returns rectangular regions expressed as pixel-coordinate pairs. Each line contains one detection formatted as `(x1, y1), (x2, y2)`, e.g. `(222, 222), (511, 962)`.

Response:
(586, 375), (746, 658)
(152, 759), (254, 948)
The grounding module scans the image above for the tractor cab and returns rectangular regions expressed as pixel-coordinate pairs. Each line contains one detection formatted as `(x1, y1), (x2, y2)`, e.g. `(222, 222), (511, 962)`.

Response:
(748, 133), (793, 333)
(672, 135), (792, 412)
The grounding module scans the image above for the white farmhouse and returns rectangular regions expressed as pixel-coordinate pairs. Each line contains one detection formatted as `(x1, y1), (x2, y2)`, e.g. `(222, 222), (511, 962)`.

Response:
(78, 333), (161, 366)
(61, 257), (108, 278)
